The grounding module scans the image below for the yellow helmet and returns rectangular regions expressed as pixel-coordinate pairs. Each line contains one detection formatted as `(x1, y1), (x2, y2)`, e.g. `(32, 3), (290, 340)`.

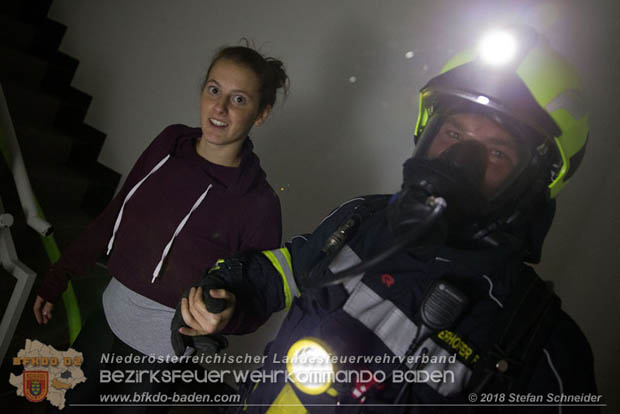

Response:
(414, 25), (588, 199)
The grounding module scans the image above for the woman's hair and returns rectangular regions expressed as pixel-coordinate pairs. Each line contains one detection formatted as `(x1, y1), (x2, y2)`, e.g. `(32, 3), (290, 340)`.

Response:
(203, 42), (289, 112)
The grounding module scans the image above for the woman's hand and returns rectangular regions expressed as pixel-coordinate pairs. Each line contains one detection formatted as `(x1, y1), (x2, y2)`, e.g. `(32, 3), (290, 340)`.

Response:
(179, 287), (235, 336)
(33, 295), (54, 325)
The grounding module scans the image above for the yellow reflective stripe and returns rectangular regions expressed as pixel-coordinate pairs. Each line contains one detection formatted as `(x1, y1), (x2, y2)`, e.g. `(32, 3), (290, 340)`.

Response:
(262, 249), (295, 310)
(266, 383), (307, 414)
(280, 248), (293, 276)
(210, 258), (225, 272)
(274, 248), (298, 299)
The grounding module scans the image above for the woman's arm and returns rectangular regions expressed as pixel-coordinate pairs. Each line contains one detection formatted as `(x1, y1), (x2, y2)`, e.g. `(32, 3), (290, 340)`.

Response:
(34, 125), (181, 323)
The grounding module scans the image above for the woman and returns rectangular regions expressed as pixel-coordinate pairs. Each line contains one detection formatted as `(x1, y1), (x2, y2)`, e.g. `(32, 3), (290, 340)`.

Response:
(33, 44), (288, 410)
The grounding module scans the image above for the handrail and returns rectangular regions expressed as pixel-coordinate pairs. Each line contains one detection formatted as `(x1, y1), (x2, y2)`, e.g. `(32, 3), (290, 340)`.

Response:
(0, 85), (52, 237)
(0, 83), (82, 351)
(0, 196), (37, 364)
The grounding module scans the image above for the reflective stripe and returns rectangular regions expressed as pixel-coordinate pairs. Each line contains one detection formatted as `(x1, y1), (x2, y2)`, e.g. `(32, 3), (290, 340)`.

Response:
(266, 383), (307, 414)
(274, 248), (295, 297)
(210, 259), (225, 272)
(546, 89), (587, 120)
(262, 248), (297, 310)
(343, 280), (472, 397)
(343, 282), (418, 358)
(327, 243), (471, 396)
(328, 244), (364, 293)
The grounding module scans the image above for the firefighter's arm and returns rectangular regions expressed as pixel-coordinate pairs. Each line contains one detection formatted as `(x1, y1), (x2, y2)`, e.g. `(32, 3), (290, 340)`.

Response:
(179, 197), (370, 336)
(179, 249), (297, 336)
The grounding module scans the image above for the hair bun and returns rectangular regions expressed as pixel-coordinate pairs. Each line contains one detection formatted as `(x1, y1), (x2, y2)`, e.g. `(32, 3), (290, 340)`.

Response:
(266, 58), (289, 91)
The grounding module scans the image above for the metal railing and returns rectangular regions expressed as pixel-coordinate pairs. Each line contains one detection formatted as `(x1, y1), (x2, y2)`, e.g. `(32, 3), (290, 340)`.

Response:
(0, 83), (81, 363)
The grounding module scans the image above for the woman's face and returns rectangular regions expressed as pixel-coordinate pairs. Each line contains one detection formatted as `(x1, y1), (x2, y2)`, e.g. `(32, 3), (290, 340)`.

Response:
(200, 58), (270, 148)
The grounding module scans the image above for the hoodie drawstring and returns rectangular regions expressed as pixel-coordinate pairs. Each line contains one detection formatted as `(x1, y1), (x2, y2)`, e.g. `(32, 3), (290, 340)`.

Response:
(105, 154), (213, 283)
(151, 184), (212, 283)
(107, 155), (171, 255)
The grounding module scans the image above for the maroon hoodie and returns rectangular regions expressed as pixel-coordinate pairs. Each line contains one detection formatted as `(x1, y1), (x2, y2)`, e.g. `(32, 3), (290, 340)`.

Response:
(39, 124), (282, 308)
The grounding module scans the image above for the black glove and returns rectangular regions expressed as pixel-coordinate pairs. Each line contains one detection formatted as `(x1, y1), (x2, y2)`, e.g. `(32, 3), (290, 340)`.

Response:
(171, 270), (230, 356)
(170, 258), (245, 356)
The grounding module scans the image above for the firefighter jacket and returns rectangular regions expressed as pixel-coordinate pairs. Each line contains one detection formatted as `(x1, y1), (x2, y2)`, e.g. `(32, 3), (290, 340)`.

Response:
(220, 195), (598, 414)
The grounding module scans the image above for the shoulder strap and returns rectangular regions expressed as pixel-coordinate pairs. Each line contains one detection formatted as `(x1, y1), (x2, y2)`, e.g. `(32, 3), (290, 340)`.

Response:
(299, 195), (391, 289)
(321, 195), (391, 255)
(467, 267), (561, 398)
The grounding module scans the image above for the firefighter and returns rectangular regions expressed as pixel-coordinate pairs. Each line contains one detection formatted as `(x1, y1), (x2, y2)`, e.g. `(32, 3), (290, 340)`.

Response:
(174, 26), (598, 413)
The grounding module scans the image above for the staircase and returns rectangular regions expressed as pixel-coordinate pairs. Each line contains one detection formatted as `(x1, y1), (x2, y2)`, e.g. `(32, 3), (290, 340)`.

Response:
(0, 0), (120, 409)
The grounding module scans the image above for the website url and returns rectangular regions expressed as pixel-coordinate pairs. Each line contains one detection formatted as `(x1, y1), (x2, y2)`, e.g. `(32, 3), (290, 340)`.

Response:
(98, 391), (240, 404)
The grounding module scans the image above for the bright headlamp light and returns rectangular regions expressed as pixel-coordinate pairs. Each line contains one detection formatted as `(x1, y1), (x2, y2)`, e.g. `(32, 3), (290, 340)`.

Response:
(478, 30), (518, 66)
(286, 337), (334, 395)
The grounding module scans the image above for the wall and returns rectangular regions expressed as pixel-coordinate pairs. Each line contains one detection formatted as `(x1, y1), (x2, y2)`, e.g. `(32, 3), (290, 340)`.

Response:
(47, 0), (620, 411)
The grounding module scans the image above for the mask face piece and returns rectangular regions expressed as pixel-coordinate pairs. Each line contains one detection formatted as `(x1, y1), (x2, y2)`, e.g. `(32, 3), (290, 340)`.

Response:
(416, 112), (534, 202)
(389, 109), (542, 244)
(434, 139), (488, 192)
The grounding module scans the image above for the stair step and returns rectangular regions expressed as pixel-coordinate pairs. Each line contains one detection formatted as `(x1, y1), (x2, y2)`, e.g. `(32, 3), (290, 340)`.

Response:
(0, 13), (65, 59)
(0, 44), (48, 87)
(14, 123), (75, 165)
(28, 162), (93, 211)
(0, 12), (36, 51)
(2, 81), (89, 130)
(24, 155), (120, 220)
(0, 44), (82, 97)
(0, 0), (53, 24)
(65, 123), (106, 167)
(53, 87), (92, 128)
(81, 163), (121, 217)
(0, 45), (86, 104)
(15, 122), (105, 170)
(2, 81), (59, 126)
(29, 18), (67, 60)
(41, 51), (79, 94)
(10, 122), (121, 218)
